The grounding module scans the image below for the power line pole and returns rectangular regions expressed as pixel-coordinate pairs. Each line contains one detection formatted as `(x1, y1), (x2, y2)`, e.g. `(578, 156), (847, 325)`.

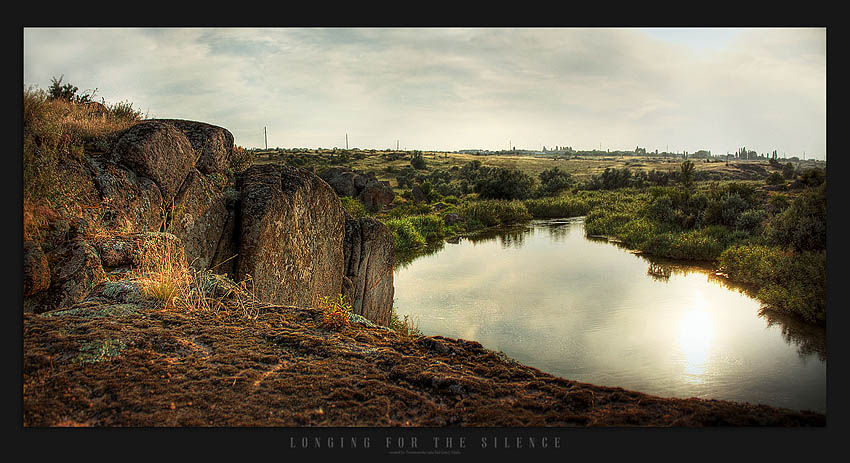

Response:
(264, 127), (267, 150)
(346, 133), (348, 150)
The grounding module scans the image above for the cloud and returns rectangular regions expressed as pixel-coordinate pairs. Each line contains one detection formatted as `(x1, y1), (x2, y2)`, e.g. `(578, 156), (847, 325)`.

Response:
(23, 27), (826, 158)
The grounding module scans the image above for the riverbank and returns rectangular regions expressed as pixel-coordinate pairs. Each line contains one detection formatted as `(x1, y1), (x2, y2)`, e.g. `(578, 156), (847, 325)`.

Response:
(23, 287), (825, 427)
(379, 183), (826, 326)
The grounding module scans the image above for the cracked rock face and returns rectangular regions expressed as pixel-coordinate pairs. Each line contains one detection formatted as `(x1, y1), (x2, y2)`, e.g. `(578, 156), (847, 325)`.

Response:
(236, 164), (346, 309)
(343, 216), (395, 325)
(151, 119), (234, 175)
(110, 121), (196, 201)
(26, 118), (396, 327)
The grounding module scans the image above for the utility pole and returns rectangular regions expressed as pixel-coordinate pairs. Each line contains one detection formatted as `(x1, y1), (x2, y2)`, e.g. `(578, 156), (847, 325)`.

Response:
(397, 140), (399, 151)
(264, 127), (267, 150)
(346, 133), (348, 150)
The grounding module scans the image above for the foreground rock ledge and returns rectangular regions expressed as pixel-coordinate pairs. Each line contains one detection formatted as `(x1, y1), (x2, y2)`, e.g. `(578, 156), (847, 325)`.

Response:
(23, 297), (824, 427)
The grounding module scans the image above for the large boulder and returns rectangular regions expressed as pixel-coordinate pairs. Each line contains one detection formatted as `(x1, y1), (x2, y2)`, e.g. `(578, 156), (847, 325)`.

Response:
(236, 165), (345, 308)
(110, 121), (196, 201)
(168, 169), (232, 270)
(358, 179), (395, 213)
(325, 171), (358, 198)
(25, 239), (108, 313)
(319, 168), (395, 212)
(89, 158), (166, 233)
(153, 119), (234, 175)
(343, 216), (395, 325)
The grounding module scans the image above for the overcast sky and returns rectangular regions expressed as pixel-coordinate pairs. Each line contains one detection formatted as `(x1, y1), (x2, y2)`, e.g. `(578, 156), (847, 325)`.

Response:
(23, 28), (826, 159)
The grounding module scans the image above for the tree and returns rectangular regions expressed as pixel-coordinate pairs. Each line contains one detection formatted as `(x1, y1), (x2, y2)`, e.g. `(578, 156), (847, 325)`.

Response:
(679, 160), (695, 188)
(410, 151), (426, 170)
(475, 167), (536, 200)
(537, 167), (573, 197)
(48, 75), (78, 101)
(47, 75), (95, 104)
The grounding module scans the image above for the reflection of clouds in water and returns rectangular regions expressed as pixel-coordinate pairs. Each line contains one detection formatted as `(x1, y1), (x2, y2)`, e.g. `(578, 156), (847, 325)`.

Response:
(393, 217), (825, 412)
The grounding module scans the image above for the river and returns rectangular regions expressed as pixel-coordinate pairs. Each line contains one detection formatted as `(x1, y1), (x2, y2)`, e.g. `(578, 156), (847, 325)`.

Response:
(393, 217), (826, 413)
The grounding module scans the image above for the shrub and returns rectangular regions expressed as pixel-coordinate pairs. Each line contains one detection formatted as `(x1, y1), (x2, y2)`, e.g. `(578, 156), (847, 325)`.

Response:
(766, 172), (785, 186)
(474, 167), (536, 200)
(390, 309), (421, 337)
(766, 183), (826, 252)
(719, 245), (825, 323)
(410, 151), (427, 170)
(718, 245), (786, 286)
(384, 217), (427, 251)
(230, 145), (255, 173)
(584, 167), (638, 190)
(340, 196), (367, 218)
(537, 167), (574, 197)
(734, 209), (767, 234)
(782, 163), (796, 179)
(319, 294), (353, 331)
(406, 214), (446, 242)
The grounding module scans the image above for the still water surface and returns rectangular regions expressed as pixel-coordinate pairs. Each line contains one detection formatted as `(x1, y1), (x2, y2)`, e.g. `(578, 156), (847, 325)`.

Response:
(393, 218), (826, 413)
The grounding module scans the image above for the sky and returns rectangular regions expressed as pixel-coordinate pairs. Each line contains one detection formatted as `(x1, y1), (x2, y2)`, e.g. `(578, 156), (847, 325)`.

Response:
(23, 28), (826, 159)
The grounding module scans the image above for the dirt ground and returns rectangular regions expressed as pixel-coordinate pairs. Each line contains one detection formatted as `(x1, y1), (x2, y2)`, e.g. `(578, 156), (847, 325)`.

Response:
(23, 299), (825, 427)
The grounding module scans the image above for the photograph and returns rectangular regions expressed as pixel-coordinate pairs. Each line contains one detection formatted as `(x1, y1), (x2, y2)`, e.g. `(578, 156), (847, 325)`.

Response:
(20, 26), (829, 453)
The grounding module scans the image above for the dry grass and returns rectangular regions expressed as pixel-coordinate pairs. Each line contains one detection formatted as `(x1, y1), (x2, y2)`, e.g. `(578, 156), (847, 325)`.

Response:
(391, 312), (421, 337)
(129, 235), (263, 319)
(132, 237), (191, 309)
(23, 88), (145, 244)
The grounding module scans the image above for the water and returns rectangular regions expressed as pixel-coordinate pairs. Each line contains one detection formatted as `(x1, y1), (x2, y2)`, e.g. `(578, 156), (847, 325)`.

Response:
(393, 218), (826, 413)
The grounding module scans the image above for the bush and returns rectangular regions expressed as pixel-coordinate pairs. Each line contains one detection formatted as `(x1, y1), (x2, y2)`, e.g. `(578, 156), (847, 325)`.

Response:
(766, 172), (785, 186)
(319, 294), (353, 331)
(406, 214), (446, 242)
(230, 145), (255, 173)
(734, 209), (767, 233)
(384, 217), (427, 251)
(719, 245), (825, 323)
(584, 167), (638, 190)
(766, 183), (826, 252)
(340, 196), (367, 218)
(474, 168), (536, 200)
(537, 167), (574, 197)
(410, 152), (427, 170)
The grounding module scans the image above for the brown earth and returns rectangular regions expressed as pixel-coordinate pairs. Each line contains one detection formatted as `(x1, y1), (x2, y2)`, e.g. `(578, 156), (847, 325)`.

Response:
(23, 295), (825, 427)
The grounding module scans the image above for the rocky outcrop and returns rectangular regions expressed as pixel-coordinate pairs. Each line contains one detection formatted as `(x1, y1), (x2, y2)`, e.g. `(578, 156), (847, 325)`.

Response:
(169, 169), (234, 270)
(343, 216), (395, 325)
(90, 158), (166, 233)
(92, 232), (185, 270)
(110, 121), (196, 201)
(25, 239), (108, 314)
(25, 118), (395, 326)
(152, 119), (234, 175)
(236, 164), (346, 308)
(318, 168), (395, 212)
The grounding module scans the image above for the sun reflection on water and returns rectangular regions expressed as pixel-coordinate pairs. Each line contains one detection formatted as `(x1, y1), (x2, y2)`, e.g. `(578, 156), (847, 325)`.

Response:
(678, 295), (713, 385)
